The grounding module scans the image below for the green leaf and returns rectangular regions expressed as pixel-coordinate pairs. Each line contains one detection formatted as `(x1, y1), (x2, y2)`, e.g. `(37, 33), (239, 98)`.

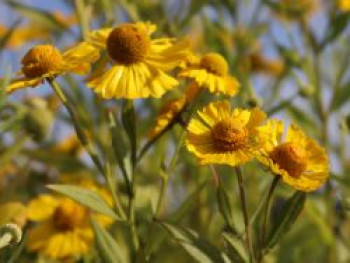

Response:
(47, 184), (120, 220)
(91, 218), (126, 263)
(217, 181), (235, 231)
(321, 13), (350, 48)
(160, 222), (230, 263)
(107, 110), (128, 178)
(331, 81), (350, 110)
(223, 233), (247, 263)
(265, 191), (306, 250)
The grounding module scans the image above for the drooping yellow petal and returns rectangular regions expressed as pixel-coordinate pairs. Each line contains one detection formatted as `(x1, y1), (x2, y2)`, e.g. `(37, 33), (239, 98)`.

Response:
(27, 195), (59, 221)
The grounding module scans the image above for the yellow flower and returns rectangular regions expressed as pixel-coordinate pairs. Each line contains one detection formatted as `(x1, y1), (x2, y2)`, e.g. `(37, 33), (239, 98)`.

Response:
(257, 120), (329, 192)
(338, 0), (350, 11)
(86, 22), (190, 99)
(6, 43), (99, 94)
(149, 83), (201, 139)
(186, 100), (266, 166)
(179, 52), (240, 96)
(246, 52), (285, 77)
(26, 180), (114, 259)
(53, 134), (82, 157)
(149, 97), (186, 139)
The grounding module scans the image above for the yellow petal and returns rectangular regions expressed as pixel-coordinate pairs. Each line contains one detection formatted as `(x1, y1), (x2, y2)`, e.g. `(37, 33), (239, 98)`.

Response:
(27, 195), (59, 221)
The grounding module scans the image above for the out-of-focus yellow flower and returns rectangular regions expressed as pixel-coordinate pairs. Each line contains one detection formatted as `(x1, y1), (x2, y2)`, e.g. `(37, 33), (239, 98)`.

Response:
(245, 52), (285, 77)
(257, 120), (329, 192)
(0, 202), (27, 228)
(26, 179), (114, 260)
(86, 22), (190, 99)
(5, 43), (99, 94)
(269, 0), (318, 21)
(338, 0), (350, 11)
(0, 13), (77, 50)
(186, 100), (266, 166)
(53, 134), (82, 157)
(179, 53), (240, 96)
(149, 83), (201, 139)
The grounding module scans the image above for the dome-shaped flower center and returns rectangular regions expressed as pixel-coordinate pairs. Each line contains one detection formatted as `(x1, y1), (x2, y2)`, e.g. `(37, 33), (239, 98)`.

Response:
(21, 45), (64, 78)
(106, 24), (151, 65)
(270, 142), (307, 178)
(211, 119), (248, 151)
(53, 199), (87, 231)
(200, 53), (228, 76)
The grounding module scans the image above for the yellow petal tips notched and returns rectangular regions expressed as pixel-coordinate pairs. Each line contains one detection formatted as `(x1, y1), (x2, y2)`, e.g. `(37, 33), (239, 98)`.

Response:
(256, 120), (329, 192)
(86, 22), (191, 99)
(185, 100), (267, 167)
(179, 52), (240, 96)
(5, 43), (99, 94)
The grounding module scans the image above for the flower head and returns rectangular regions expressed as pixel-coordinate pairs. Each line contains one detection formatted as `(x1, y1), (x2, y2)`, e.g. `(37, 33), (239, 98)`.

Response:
(179, 52), (239, 96)
(186, 100), (266, 166)
(257, 120), (329, 192)
(338, 0), (350, 11)
(6, 42), (99, 94)
(149, 83), (201, 139)
(26, 180), (113, 259)
(86, 22), (190, 99)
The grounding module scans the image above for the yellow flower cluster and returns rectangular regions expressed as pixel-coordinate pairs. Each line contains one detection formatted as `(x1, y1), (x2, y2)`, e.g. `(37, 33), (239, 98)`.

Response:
(4, 21), (238, 100)
(186, 101), (329, 192)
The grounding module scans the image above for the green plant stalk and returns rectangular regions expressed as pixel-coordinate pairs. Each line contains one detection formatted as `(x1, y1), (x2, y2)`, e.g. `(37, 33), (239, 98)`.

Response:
(258, 176), (280, 262)
(155, 170), (169, 217)
(47, 78), (126, 219)
(74, 0), (90, 40)
(47, 78), (104, 173)
(235, 167), (254, 263)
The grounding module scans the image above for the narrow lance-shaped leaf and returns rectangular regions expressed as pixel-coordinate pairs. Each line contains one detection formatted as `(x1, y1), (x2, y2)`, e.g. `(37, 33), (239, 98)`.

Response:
(47, 184), (120, 220)
(264, 191), (306, 251)
(91, 218), (126, 263)
(160, 222), (230, 263)
(223, 232), (248, 263)
(217, 181), (236, 232)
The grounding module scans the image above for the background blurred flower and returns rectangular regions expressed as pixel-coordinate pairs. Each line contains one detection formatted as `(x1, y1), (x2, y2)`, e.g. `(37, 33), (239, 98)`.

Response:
(179, 53), (239, 96)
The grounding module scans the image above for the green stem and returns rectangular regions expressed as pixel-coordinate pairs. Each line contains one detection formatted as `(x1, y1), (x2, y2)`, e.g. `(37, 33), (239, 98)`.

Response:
(74, 0), (90, 40)
(235, 167), (254, 263)
(47, 78), (104, 174)
(258, 176), (280, 262)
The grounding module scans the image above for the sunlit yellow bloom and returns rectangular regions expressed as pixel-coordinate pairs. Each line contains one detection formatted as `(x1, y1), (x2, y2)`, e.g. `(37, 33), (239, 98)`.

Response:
(179, 53), (239, 96)
(338, 0), (350, 11)
(149, 83), (201, 139)
(53, 134), (82, 157)
(269, 0), (318, 21)
(257, 120), (329, 192)
(186, 100), (266, 166)
(5, 43), (99, 94)
(26, 180), (113, 259)
(86, 22), (190, 99)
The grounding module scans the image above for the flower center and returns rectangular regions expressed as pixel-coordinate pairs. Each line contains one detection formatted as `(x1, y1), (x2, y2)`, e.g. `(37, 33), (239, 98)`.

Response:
(106, 24), (151, 65)
(270, 142), (307, 178)
(211, 119), (248, 152)
(53, 199), (87, 231)
(21, 45), (64, 78)
(200, 53), (228, 76)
